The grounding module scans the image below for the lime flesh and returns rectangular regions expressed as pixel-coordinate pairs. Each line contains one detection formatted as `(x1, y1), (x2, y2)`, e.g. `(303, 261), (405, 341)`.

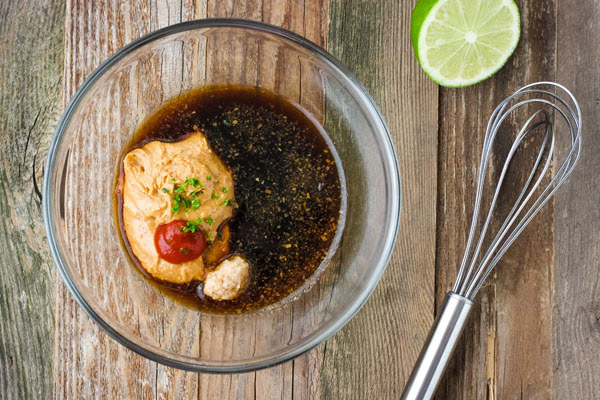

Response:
(411, 0), (520, 87)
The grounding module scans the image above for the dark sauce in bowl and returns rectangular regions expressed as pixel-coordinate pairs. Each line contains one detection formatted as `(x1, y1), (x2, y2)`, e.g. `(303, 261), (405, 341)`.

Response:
(116, 86), (345, 313)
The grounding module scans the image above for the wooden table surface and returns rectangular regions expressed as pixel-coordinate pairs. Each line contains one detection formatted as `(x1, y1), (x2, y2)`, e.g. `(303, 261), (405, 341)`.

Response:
(1, 0), (598, 398)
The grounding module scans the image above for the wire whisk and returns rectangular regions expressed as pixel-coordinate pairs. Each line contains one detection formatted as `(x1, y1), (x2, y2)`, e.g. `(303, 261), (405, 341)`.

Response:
(401, 82), (582, 400)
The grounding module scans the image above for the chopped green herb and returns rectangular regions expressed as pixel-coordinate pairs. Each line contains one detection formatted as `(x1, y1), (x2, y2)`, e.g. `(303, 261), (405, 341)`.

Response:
(205, 216), (214, 224)
(211, 193), (218, 199)
(207, 176), (212, 181)
(170, 178), (176, 183)
(166, 178), (206, 214)
(179, 248), (189, 254)
(161, 188), (169, 193)
(221, 199), (235, 207)
(222, 119), (231, 126)
(184, 177), (202, 188)
(221, 187), (229, 193)
(182, 220), (200, 233)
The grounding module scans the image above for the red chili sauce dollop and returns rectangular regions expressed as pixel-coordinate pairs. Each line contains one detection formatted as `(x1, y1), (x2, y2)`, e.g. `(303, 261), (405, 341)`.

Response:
(153, 219), (207, 264)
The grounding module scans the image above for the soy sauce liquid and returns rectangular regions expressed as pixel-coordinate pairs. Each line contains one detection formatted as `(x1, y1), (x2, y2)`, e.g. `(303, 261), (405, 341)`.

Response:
(117, 86), (343, 313)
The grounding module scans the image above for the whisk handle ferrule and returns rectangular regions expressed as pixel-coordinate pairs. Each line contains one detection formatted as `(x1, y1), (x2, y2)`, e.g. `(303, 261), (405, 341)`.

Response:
(400, 292), (473, 400)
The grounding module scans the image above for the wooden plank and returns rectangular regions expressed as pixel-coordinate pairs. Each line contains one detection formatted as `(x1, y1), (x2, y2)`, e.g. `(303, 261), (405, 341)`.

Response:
(198, 2), (329, 399)
(0, 0), (64, 399)
(553, 0), (600, 398)
(435, 1), (556, 398)
(59, 1), (329, 399)
(58, 1), (206, 399)
(320, 0), (438, 398)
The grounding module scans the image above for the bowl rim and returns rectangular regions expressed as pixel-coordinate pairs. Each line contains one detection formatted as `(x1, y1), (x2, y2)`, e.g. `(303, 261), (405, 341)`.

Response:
(43, 18), (402, 373)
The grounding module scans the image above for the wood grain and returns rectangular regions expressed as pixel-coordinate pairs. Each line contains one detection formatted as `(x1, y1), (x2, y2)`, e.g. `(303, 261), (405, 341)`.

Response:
(199, 2), (329, 399)
(58, 1), (330, 399)
(0, 0), (64, 398)
(58, 2), (206, 399)
(435, 0), (557, 399)
(3, 0), (600, 398)
(320, 0), (438, 398)
(553, 0), (600, 398)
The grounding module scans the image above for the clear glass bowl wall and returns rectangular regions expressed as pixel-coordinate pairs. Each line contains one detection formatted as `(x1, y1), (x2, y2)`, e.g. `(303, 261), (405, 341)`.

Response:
(44, 20), (400, 372)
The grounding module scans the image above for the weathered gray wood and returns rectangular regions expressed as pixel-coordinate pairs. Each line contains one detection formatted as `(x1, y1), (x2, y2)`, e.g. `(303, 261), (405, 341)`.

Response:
(199, 2), (329, 399)
(321, 0), (438, 398)
(435, 1), (557, 398)
(0, 0), (64, 399)
(58, 1), (329, 399)
(553, 0), (600, 398)
(58, 1), (204, 399)
(3, 0), (600, 398)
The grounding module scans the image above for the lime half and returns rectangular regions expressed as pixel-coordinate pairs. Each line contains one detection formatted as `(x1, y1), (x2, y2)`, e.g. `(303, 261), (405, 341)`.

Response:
(411, 0), (520, 87)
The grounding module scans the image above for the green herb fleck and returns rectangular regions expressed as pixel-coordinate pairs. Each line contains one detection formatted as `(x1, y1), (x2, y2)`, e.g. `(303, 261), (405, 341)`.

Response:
(184, 177), (202, 188)
(182, 220), (200, 233)
(191, 198), (200, 210)
(205, 216), (214, 224)
(161, 188), (169, 193)
(207, 176), (212, 181)
(211, 193), (218, 199)
(181, 197), (191, 211)
(179, 248), (189, 254)
(173, 186), (186, 194)
(222, 119), (231, 126)
(221, 187), (228, 193)
(170, 178), (176, 183)
(171, 203), (180, 213)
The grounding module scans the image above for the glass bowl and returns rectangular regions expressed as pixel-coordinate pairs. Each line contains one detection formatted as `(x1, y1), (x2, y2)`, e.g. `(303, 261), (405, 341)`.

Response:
(44, 19), (400, 372)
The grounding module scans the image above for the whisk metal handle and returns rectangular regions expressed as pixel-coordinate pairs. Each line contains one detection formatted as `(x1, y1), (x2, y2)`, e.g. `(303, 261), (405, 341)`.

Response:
(401, 292), (473, 400)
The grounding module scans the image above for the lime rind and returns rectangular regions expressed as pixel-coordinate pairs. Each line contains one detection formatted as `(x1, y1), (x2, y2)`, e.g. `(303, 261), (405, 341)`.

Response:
(411, 0), (520, 88)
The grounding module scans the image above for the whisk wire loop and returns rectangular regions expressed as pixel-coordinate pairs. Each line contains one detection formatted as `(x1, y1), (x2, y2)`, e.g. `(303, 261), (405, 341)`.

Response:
(464, 117), (554, 297)
(453, 82), (582, 299)
(460, 112), (553, 296)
